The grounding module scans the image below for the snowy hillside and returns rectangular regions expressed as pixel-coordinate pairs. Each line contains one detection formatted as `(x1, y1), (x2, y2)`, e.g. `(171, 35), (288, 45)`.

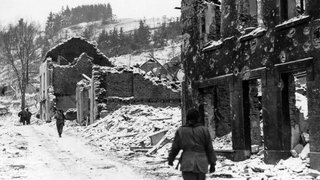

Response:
(110, 40), (181, 67)
(52, 17), (182, 67)
(57, 17), (178, 41)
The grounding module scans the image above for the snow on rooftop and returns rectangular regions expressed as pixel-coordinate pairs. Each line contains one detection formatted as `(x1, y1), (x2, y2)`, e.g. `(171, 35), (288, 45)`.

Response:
(276, 15), (310, 29)
(202, 39), (223, 51)
(239, 27), (267, 40)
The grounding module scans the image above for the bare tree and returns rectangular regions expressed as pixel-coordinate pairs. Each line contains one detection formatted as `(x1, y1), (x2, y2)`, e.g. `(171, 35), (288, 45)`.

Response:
(0, 18), (40, 110)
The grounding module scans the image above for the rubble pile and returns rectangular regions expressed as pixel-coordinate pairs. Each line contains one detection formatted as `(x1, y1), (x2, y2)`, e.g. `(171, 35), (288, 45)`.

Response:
(213, 155), (320, 180)
(212, 132), (232, 150)
(79, 105), (181, 154)
(71, 103), (320, 180)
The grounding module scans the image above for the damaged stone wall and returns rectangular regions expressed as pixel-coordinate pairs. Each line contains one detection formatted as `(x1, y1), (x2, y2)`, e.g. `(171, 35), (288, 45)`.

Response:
(52, 53), (93, 111)
(103, 69), (133, 97)
(133, 74), (180, 101)
(93, 66), (181, 114)
(182, 0), (320, 167)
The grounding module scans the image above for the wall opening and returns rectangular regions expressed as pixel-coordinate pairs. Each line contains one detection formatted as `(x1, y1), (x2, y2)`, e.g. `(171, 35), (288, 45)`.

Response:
(238, 0), (259, 28)
(278, 71), (309, 155)
(202, 84), (232, 150)
(292, 72), (309, 151)
(280, 0), (289, 21)
(280, 0), (306, 22)
(200, 1), (221, 43)
(296, 0), (306, 15)
(242, 78), (263, 154)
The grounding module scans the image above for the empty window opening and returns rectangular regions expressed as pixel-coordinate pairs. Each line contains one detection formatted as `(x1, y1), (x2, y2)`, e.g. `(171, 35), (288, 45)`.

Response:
(296, 0), (306, 15)
(238, 0), (258, 28)
(280, 0), (289, 21)
(203, 84), (232, 150)
(280, 0), (306, 22)
(201, 1), (221, 43)
(242, 79), (263, 154)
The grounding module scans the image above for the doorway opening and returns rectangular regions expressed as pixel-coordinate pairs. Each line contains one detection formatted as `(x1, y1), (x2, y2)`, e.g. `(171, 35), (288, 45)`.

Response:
(202, 84), (233, 150)
(242, 78), (263, 154)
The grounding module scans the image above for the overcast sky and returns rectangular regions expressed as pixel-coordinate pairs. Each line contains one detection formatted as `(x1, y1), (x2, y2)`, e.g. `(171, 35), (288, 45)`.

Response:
(0, 0), (181, 27)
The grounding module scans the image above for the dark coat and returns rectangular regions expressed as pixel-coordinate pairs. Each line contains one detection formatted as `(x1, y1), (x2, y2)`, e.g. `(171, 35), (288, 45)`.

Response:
(26, 111), (32, 121)
(55, 110), (65, 126)
(168, 123), (217, 173)
(18, 110), (28, 122)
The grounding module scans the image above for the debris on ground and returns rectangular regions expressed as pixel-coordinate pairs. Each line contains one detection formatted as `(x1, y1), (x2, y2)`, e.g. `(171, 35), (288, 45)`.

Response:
(63, 104), (320, 180)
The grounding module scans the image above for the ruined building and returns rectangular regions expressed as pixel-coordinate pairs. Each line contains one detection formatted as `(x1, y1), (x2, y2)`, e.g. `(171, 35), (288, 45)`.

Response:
(140, 57), (181, 81)
(181, 0), (320, 170)
(39, 37), (113, 122)
(76, 66), (181, 125)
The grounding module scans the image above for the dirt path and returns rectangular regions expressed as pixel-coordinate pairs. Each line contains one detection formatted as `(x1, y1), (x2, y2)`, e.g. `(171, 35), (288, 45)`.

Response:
(0, 116), (154, 180)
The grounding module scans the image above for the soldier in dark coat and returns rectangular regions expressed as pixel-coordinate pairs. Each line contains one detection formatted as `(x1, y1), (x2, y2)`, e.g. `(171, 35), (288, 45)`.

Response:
(54, 109), (66, 138)
(18, 109), (27, 125)
(168, 108), (217, 180)
(25, 108), (32, 125)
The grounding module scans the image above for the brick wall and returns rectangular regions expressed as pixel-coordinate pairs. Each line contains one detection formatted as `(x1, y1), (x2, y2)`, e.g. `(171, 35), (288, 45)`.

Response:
(55, 95), (76, 112)
(93, 66), (181, 114)
(133, 74), (180, 101)
(53, 53), (93, 96)
(103, 70), (133, 97)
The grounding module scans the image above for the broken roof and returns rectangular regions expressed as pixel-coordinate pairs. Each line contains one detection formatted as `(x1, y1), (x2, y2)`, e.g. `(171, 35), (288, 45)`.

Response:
(44, 37), (113, 67)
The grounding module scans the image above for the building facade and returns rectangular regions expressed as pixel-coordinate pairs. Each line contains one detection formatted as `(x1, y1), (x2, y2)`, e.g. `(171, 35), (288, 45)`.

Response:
(181, 0), (320, 170)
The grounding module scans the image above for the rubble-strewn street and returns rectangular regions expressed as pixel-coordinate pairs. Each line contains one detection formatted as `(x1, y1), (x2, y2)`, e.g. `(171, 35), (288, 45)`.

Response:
(0, 109), (158, 180)
(66, 105), (320, 180)
(1, 97), (320, 180)
(2, 0), (320, 179)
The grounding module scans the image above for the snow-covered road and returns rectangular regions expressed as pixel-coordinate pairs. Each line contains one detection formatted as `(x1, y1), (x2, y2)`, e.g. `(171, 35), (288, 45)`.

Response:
(0, 116), (154, 180)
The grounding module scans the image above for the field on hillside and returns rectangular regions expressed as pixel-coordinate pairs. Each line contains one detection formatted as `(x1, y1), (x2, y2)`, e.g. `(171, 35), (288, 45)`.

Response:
(58, 17), (178, 41)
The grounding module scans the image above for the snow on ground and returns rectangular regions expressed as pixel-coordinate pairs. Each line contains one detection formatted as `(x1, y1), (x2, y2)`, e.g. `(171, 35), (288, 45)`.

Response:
(65, 104), (320, 180)
(0, 108), (158, 180)
(1, 95), (320, 179)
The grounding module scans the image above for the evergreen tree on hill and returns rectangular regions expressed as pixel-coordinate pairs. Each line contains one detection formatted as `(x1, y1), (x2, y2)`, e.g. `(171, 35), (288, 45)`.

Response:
(135, 20), (151, 48)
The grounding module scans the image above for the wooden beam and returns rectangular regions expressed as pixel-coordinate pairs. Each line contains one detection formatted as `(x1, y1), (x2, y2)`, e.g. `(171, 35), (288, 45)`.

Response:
(82, 74), (91, 81)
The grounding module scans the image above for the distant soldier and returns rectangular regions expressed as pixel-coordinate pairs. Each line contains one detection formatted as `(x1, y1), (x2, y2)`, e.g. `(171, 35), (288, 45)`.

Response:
(54, 109), (66, 138)
(18, 108), (27, 125)
(168, 108), (217, 180)
(25, 108), (32, 125)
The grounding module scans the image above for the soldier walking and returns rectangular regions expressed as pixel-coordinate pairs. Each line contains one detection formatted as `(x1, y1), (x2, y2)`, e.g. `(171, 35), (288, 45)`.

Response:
(18, 108), (27, 125)
(168, 108), (217, 180)
(54, 109), (66, 138)
(26, 108), (32, 125)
